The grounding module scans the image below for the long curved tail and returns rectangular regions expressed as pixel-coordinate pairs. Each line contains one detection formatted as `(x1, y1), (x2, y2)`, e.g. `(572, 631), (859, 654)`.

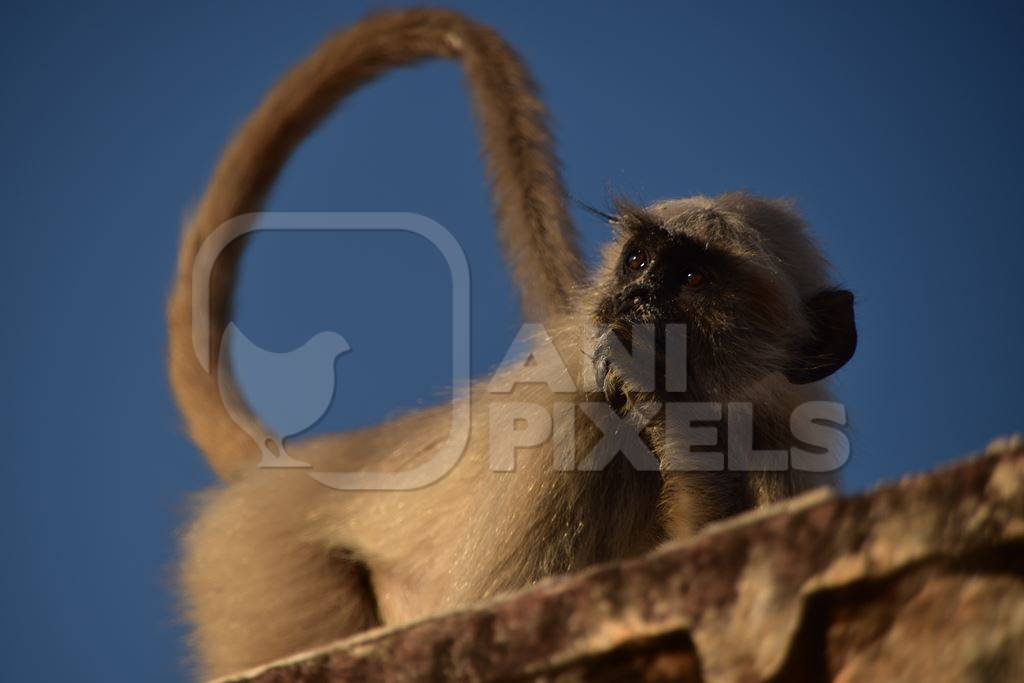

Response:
(167, 8), (584, 480)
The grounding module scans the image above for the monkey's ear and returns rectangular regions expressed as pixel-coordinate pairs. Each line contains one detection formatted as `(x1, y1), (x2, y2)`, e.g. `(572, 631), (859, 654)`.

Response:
(784, 289), (857, 385)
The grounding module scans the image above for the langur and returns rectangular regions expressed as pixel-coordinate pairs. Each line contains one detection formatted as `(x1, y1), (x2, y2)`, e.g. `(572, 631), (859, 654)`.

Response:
(169, 9), (856, 678)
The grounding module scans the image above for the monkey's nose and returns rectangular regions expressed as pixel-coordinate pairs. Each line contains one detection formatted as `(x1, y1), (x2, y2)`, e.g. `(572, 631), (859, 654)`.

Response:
(616, 286), (652, 316)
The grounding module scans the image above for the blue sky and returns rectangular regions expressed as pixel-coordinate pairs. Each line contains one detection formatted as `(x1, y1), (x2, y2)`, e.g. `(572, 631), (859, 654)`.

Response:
(2, 2), (1021, 680)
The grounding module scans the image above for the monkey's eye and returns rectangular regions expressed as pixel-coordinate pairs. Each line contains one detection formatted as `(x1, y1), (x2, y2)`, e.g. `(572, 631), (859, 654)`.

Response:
(625, 248), (649, 272)
(684, 271), (706, 289)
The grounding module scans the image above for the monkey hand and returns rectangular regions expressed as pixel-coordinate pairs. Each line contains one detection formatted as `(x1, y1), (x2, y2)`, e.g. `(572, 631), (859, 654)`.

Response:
(592, 331), (640, 415)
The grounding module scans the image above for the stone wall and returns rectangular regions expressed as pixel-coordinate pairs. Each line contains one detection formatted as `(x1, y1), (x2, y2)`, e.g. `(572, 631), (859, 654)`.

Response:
(223, 439), (1023, 682)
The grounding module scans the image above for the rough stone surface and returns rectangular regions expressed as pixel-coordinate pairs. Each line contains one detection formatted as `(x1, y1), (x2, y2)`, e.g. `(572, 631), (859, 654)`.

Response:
(221, 441), (1024, 682)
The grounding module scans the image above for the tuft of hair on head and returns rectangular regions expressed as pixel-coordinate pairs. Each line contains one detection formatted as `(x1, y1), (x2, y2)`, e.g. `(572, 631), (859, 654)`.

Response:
(609, 195), (665, 234)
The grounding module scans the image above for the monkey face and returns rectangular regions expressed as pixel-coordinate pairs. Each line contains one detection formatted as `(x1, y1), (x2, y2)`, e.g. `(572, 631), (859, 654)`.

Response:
(590, 198), (856, 405)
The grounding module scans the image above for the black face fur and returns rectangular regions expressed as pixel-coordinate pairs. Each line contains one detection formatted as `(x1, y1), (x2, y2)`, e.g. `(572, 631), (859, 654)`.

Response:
(590, 198), (856, 405)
